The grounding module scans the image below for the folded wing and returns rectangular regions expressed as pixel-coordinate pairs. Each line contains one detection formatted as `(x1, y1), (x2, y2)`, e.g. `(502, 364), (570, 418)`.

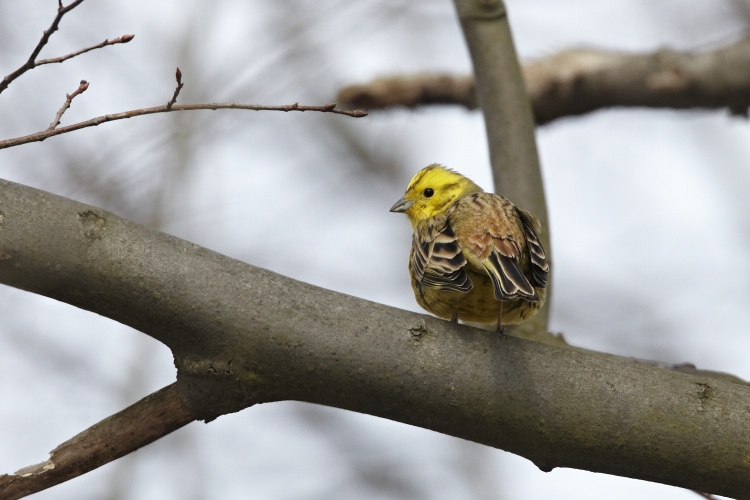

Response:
(411, 216), (473, 293)
(518, 209), (549, 288)
(482, 236), (538, 301)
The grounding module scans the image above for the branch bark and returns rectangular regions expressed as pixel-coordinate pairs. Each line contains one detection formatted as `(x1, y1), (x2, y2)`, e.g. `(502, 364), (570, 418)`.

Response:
(337, 36), (750, 125)
(1, 178), (749, 498)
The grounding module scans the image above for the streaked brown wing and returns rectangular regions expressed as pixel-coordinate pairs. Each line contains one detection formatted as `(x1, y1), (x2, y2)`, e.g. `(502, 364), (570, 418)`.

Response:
(454, 193), (541, 302)
(482, 236), (538, 301)
(411, 216), (473, 293)
(518, 209), (549, 288)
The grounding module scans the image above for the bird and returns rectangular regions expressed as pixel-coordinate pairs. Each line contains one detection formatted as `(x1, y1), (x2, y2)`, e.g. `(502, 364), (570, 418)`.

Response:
(390, 164), (549, 333)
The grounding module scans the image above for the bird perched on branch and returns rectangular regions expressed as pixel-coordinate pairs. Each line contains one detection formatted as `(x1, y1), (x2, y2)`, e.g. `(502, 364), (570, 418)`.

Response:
(390, 164), (549, 333)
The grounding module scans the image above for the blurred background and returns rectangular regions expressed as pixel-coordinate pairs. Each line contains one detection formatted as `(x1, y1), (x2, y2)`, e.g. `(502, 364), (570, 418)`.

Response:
(1, 0), (749, 498)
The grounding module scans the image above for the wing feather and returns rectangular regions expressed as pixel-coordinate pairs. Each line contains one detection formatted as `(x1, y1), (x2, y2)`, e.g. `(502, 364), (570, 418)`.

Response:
(483, 246), (537, 301)
(411, 216), (472, 293)
(518, 209), (550, 288)
(455, 194), (540, 302)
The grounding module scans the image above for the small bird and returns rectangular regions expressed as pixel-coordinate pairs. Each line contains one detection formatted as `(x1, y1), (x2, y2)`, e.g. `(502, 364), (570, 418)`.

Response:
(390, 164), (549, 333)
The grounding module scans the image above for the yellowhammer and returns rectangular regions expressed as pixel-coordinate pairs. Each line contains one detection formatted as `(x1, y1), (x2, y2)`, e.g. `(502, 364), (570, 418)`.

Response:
(390, 164), (549, 333)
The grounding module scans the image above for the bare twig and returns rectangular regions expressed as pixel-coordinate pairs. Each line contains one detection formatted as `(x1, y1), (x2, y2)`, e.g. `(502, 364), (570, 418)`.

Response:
(337, 35), (750, 124)
(0, 0), (87, 94)
(166, 67), (183, 109)
(0, 384), (194, 500)
(0, 102), (367, 150)
(48, 80), (90, 130)
(35, 34), (135, 66)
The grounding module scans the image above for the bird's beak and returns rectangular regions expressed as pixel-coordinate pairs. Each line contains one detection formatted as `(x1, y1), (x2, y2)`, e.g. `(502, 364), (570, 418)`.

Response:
(389, 197), (413, 213)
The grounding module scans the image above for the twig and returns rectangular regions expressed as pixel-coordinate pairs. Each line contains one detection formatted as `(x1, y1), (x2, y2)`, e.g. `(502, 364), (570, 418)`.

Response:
(36, 34), (135, 66)
(48, 80), (90, 130)
(0, 383), (194, 500)
(166, 67), (183, 109)
(0, 102), (367, 150)
(0, 0), (87, 94)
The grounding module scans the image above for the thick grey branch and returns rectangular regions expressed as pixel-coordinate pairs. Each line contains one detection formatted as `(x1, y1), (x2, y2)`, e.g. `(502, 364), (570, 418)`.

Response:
(1, 179), (749, 497)
(338, 36), (750, 124)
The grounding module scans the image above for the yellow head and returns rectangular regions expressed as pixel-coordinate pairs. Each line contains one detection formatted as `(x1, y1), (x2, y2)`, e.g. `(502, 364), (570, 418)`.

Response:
(390, 164), (484, 228)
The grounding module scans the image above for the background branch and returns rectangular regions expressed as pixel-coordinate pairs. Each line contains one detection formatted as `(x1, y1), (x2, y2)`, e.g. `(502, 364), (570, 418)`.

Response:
(1, 0), (87, 94)
(337, 35), (750, 125)
(338, 74), (476, 111)
(1, 178), (748, 498)
(0, 384), (193, 500)
(452, 0), (550, 334)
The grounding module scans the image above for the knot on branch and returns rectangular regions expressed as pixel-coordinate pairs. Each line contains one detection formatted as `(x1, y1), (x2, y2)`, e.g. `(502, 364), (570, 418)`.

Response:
(175, 357), (262, 423)
(77, 210), (106, 240)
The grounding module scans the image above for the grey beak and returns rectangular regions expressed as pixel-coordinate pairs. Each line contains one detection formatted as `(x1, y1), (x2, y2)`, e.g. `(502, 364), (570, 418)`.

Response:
(390, 197), (413, 213)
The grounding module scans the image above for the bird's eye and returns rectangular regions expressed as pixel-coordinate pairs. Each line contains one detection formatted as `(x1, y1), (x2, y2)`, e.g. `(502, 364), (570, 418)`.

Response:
(423, 188), (434, 198)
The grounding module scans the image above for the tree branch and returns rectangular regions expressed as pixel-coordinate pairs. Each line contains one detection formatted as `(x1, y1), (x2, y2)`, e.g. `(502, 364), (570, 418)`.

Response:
(0, 101), (366, 150)
(1, 0), (87, 94)
(0, 384), (193, 500)
(338, 74), (476, 110)
(452, 0), (550, 334)
(1, 178), (748, 498)
(523, 38), (750, 123)
(337, 36), (750, 124)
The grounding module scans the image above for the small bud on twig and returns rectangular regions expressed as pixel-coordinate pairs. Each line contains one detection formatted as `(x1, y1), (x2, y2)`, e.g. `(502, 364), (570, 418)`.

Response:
(47, 79), (90, 130)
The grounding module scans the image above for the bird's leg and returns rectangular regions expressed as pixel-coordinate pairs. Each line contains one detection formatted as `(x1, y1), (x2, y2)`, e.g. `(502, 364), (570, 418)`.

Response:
(496, 301), (505, 335)
(450, 310), (459, 323)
